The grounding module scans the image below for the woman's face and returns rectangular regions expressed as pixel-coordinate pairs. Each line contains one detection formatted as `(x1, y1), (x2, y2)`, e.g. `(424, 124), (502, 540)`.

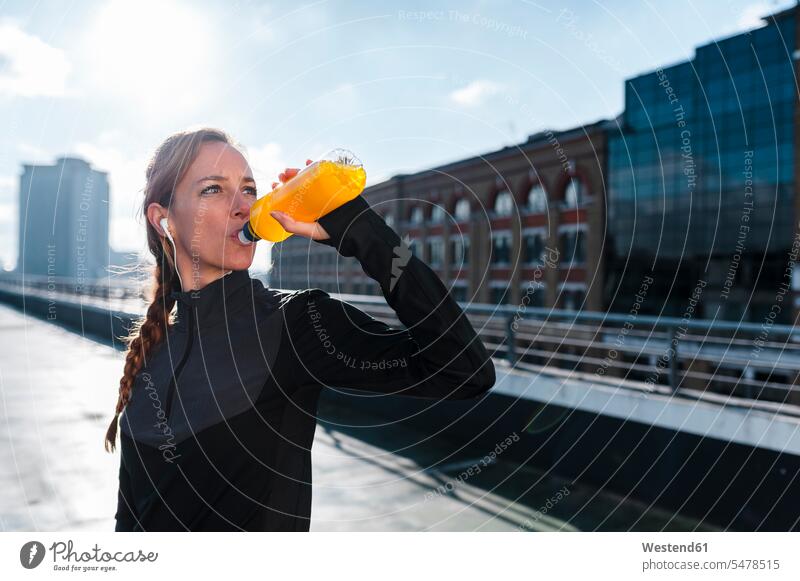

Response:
(155, 140), (257, 288)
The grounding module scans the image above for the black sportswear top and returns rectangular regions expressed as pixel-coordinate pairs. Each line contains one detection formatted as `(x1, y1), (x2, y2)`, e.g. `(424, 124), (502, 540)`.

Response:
(114, 194), (496, 531)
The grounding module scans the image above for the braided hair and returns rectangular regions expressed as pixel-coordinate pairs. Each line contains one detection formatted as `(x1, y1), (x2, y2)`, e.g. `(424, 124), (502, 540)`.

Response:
(104, 126), (240, 453)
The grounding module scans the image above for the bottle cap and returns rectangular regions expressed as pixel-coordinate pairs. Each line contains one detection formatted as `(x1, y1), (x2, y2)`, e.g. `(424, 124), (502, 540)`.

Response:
(322, 147), (362, 168)
(238, 224), (258, 244)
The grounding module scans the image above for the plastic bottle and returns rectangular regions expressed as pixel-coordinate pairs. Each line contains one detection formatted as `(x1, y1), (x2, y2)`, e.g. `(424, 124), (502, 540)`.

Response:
(238, 148), (367, 244)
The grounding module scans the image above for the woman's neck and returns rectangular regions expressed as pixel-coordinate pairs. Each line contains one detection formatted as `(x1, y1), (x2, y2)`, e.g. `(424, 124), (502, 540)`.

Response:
(177, 263), (234, 292)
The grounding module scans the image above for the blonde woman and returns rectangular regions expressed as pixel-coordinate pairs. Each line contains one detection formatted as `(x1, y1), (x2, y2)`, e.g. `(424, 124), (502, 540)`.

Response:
(106, 127), (495, 531)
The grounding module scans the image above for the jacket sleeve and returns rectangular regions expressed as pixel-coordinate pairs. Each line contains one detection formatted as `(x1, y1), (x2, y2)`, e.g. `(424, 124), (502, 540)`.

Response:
(284, 194), (495, 400)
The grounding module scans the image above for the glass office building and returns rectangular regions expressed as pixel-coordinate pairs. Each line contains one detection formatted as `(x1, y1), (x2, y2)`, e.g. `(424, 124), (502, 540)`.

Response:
(606, 8), (796, 322)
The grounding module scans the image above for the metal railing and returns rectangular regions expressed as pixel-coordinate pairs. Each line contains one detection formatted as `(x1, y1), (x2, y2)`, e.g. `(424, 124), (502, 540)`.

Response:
(2, 272), (798, 412)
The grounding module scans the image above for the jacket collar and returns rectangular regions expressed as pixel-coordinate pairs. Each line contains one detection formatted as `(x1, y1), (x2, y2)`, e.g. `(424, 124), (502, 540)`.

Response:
(169, 268), (254, 329)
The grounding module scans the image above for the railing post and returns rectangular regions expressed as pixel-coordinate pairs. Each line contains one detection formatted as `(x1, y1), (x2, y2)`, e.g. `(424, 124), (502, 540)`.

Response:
(506, 313), (516, 365)
(668, 325), (680, 392)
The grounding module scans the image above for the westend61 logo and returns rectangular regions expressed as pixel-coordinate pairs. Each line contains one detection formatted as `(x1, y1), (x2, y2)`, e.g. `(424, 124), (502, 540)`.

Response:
(19, 539), (158, 572)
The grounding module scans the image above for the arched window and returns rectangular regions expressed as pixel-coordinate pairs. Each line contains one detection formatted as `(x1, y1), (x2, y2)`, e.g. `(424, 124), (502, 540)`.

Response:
(430, 204), (445, 223)
(494, 190), (513, 216)
(564, 177), (584, 208)
(454, 198), (471, 222)
(527, 183), (547, 213)
(410, 206), (424, 225)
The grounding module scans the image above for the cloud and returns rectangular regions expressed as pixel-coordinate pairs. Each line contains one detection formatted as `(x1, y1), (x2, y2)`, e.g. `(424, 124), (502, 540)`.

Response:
(736, 2), (787, 31)
(737, 3), (768, 30)
(0, 19), (71, 97)
(72, 139), (150, 253)
(0, 174), (16, 193)
(449, 79), (504, 107)
(79, 0), (219, 117)
(16, 142), (52, 164)
(242, 1), (331, 46)
(311, 82), (360, 119)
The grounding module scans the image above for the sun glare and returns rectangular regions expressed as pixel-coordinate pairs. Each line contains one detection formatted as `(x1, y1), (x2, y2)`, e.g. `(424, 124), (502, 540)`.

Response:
(84, 0), (216, 113)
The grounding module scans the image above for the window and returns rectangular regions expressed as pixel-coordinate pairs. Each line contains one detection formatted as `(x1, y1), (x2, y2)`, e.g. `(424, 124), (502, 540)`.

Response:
(410, 206), (424, 225)
(559, 229), (586, 264)
(494, 190), (513, 216)
(450, 237), (470, 266)
(491, 285), (510, 304)
(427, 238), (444, 266)
(523, 232), (546, 264)
(451, 285), (468, 302)
(430, 204), (445, 223)
(527, 183), (547, 213)
(454, 199), (471, 221)
(520, 283), (545, 307)
(384, 213), (395, 229)
(564, 177), (584, 208)
(491, 232), (511, 265)
(560, 289), (585, 311)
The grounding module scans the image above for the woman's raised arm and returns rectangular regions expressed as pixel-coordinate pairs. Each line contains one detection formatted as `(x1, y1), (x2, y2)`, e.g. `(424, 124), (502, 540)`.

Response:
(282, 195), (496, 400)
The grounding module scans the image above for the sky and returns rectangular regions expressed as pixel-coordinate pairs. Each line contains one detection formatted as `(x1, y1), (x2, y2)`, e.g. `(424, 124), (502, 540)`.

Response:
(0, 0), (794, 271)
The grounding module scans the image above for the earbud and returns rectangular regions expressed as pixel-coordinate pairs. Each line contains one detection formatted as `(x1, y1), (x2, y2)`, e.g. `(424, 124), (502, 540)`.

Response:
(159, 217), (172, 241)
(158, 216), (184, 290)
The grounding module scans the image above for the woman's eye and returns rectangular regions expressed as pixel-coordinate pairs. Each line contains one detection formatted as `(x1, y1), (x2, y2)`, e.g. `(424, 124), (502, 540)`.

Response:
(200, 184), (257, 196)
(200, 184), (222, 195)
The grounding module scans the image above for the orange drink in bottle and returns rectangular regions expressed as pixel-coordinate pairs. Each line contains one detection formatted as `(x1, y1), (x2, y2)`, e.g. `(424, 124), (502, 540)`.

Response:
(238, 148), (366, 243)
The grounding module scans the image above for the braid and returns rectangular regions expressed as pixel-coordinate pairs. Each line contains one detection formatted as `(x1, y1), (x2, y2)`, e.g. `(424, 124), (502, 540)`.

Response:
(103, 126), (238, 453)
(104, 252), (177, 452)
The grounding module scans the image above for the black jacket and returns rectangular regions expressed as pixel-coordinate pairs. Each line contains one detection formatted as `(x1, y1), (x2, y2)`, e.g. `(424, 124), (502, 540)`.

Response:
(115, 194), (496, 531)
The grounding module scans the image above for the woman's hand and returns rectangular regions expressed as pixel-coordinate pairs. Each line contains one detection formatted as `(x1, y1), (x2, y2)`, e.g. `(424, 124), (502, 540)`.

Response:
(269, 159), (331, 241)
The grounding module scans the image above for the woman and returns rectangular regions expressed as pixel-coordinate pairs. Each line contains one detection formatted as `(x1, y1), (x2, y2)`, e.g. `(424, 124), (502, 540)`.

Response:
(105, 127), (496, 531)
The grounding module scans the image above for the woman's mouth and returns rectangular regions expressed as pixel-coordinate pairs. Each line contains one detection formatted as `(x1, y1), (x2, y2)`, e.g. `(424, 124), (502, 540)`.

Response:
(229, 231), (253, 247)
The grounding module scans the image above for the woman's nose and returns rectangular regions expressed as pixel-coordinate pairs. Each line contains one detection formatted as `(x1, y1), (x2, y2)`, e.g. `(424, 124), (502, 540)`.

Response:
(231, 192), (251, 219)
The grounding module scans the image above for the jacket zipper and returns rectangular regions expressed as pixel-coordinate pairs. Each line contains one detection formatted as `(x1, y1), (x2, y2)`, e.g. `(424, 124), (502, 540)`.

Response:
(164, 306), (195, 422)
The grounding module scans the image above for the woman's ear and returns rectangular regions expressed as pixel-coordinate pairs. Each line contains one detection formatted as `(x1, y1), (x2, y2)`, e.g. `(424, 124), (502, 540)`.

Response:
(146, 203), (168, 236)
